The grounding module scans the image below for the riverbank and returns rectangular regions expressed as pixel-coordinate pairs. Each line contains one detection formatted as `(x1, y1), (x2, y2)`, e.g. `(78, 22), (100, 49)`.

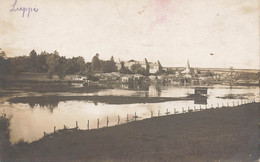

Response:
(8, 95), (194, 105)
(1, 103), (259, 161)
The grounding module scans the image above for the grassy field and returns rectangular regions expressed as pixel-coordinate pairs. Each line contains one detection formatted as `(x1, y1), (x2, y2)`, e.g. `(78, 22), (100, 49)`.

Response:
(1, 103), (259, 162)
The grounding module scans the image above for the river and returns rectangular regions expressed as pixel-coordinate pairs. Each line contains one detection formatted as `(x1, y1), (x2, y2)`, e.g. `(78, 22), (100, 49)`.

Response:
(0, 85), (259, 143)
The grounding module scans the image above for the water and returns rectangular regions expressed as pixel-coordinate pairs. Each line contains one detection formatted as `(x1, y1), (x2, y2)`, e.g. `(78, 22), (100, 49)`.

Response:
(0, 85), (259, 144)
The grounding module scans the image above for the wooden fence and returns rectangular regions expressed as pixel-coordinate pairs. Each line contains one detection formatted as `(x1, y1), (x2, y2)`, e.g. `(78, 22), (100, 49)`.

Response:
(43, 98), (256, 137)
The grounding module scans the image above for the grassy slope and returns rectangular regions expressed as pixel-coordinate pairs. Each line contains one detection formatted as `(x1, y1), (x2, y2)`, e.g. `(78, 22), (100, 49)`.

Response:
(4, 103), (260, 162)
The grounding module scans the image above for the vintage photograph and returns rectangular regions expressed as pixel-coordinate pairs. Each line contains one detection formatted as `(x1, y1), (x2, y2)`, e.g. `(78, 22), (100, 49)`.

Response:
(0, 0), (259, 161)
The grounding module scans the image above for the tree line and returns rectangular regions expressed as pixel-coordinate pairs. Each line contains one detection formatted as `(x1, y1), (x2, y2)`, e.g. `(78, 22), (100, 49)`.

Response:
(0, 50), (153, 80)
(0, 50), (119, 80)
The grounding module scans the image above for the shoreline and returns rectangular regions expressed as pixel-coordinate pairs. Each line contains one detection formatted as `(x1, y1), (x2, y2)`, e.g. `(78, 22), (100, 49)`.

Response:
(1, 103), (259, 161)
(8, 95), (195, 105)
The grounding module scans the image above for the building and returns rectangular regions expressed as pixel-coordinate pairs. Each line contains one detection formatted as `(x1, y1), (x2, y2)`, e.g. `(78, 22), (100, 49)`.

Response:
(181, 60), (192, 75)
(149, 61), (162, 74)
(116, 58), (162, 75)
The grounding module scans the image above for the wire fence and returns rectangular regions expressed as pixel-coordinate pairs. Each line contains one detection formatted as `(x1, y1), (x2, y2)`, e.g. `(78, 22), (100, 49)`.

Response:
(43, 98), (257, 137)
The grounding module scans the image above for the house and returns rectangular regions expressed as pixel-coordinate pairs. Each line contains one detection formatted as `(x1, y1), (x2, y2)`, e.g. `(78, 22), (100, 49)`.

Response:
(116, 58), (162, 75)
(121, 75), (133, 83)
(124, 60), (139, 69)
(149, 61), (162, 74)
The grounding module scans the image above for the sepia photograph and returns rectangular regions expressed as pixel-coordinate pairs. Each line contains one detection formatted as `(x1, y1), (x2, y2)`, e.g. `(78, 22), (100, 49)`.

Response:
(0, 0), (259, 161)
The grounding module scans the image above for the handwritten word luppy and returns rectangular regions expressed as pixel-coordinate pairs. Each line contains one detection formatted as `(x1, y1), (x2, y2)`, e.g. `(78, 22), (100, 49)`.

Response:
(10, 0), (39, 18)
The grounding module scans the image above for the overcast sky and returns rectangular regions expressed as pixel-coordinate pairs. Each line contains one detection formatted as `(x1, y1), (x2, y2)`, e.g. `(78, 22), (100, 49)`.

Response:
(0, 0), (259, 69)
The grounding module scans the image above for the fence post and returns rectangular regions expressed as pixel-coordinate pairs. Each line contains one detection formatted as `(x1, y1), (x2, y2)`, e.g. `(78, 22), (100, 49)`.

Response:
(211, 104), (213, 108)
(182, 107), (184, 113)
(233, 101), (234, 107)
(194, 106), (196, 111)
(127, 114), (129, 123)
(76, 121), (78, 129)
(166, 109), (169, 115)
(222, 103), (224, 107)
(200, 105), (201, 111)
(54, 126), (56, 133)
(107, 117), (109, 127)
(158, 110), (160, 116)
(87, 120), (89, 130)
(227, 102), (229, 107)
(151, 111), (153, 118)
(44, 131), (47, 137)
(217, 103), (219, 108)
(118, 115), (120, 125)
(135, 112), (137, 121)
(64, 125), (67, 129)
(205, 105), (207, 109)
(188, 106), (190, 111)
(97, 118), (99, 129)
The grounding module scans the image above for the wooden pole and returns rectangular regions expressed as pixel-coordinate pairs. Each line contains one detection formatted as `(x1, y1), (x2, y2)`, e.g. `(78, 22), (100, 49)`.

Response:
(199, 105), (201, 111)
(54, 126), (56, 133)
(174, 108), (176, 114)
(158, 110), (160, 116)
(118, 115), (120, 125)
(182, 107), (184, 113)
(127, 114), (129, 123)
(227, 102), (229, 107)
(87, 120), (89, 130)
(76, 121), (78, 129)
(135, 112), (137, 121)
(151, 111), (153, 118)
(107, 117), (109, 127)
(97, 118), (99, 129)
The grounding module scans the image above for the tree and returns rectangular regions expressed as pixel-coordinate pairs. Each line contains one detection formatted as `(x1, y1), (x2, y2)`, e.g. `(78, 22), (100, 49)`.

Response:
(119, 61), (131, 74)
(56, 56), (67, 80)
(85, 62), (93, 76)
(100, 59), (118, 73)
(46, 51), (60, 79)
(91, 53), (101, 72)
(76, 56), (86, 75)
(7, 56), (29, 76)
(130, 64), (146, 75)
(0, 51), (8, 76)
(28, 50), (38, 72)
(205, 70), (214, 77)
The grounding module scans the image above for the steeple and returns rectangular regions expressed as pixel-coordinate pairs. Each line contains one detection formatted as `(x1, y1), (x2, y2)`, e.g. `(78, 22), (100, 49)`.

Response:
(186, 60), (190, 70)
(181, 59), (191, 74)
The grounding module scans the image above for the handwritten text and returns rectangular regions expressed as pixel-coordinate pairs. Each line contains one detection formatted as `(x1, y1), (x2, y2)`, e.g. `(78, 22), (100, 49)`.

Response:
(10, 0), (39, 18)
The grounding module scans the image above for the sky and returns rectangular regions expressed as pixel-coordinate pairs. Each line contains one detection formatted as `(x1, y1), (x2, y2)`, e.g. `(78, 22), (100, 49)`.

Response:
(0, 0), (259, 69)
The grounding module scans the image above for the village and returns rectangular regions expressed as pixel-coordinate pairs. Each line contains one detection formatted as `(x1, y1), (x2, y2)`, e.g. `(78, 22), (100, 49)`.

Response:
(73, 58), (260, 87)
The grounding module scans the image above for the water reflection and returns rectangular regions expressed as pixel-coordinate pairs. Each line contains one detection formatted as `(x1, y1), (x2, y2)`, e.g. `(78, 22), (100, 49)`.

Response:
(28, 102), (58, 113)
(0, 85), (259, 143)
(194, 96), (207, 105)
